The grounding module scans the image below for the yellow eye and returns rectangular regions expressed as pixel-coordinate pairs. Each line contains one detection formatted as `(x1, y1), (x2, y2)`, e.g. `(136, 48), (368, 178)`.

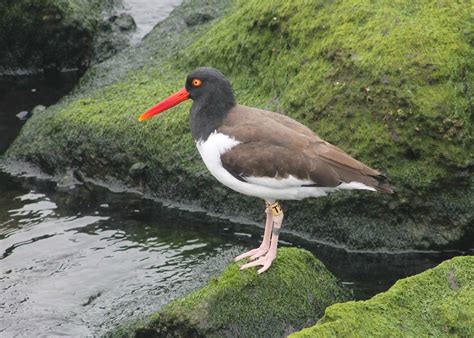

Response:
(192, 79), (202, 87)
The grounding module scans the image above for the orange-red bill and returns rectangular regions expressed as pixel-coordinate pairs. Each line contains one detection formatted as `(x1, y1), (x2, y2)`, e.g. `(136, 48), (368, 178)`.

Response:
(138, 87), (190, 121)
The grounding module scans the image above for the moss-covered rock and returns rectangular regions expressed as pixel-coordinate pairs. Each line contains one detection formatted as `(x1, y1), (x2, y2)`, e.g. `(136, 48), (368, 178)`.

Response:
(5, 0), (473, 250)
(109, 248), (350, 337)
(0, 0), (126, 73)
(291, 255), (474, 337)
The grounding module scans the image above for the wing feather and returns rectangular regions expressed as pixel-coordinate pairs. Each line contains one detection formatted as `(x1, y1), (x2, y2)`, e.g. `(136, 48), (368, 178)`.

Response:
(218, 105), (393, 193)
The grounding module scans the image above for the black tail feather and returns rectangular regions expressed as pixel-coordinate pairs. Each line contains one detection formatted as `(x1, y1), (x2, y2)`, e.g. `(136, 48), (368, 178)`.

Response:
(373, 174), (394, 194)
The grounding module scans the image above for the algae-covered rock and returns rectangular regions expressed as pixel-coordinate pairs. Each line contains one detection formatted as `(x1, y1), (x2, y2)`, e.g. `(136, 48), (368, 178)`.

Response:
(110, 248), (350, 337)
(0, 0), (125, 73)
(5, 0), (473, 250)
(291, 256), (474, 337)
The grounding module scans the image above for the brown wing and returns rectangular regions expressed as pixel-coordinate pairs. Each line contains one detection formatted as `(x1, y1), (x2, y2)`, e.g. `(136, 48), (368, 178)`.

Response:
(220, 142), (342, 187)
(219, 105), (393, 193)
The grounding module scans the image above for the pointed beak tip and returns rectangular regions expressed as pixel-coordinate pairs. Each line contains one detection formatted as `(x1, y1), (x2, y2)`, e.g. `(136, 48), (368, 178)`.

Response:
(138, 87), (189, 123)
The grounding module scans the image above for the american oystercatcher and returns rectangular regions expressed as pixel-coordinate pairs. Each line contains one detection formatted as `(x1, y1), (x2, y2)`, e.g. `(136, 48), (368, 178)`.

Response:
(139, 67), (393, 273)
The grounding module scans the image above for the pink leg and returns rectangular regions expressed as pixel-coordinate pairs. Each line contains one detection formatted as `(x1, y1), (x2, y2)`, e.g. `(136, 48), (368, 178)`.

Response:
(234, 205), (273, 262)
(240, 204), (284, 274)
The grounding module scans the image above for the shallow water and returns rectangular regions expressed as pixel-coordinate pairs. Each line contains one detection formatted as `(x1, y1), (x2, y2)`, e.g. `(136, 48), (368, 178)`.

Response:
(122, 0), (183, 44)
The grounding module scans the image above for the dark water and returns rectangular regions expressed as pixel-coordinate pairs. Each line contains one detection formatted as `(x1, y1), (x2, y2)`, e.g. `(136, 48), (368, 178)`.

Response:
(0, 72), (79, 153)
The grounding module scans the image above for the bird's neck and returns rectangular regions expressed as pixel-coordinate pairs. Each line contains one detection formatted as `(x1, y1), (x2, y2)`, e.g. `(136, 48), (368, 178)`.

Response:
(190, 94), (235, 142)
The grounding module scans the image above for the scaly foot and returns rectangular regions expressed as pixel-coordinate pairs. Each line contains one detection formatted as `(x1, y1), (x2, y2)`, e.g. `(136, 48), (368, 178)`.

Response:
(234, 244), (269, 262)
(239, 210), (283, 274)
(239, 251), (276, 274)
(235, 204), (274, 262)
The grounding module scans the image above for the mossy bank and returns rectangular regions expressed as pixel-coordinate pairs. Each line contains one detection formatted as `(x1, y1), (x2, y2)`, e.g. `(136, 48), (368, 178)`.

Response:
(0, 0), (130, 73)
(291, 255), (474, 337)
(108, 248), (350, 337)
(5, 0), (474, 250)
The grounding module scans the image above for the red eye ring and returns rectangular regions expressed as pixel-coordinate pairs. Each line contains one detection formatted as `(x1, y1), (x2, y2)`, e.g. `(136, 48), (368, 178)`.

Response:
(192, 79), (202, 87)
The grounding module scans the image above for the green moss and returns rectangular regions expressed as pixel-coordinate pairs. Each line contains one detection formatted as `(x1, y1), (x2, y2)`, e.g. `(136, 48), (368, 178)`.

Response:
(183, 0), (473, 190)
(110, 248), (350, 337)
(291, 256), (474, 337)
(5, 0), (474, 250)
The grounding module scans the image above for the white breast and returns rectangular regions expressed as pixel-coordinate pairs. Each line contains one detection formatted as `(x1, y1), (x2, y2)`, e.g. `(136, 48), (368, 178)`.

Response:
(195, 132), (242, 192)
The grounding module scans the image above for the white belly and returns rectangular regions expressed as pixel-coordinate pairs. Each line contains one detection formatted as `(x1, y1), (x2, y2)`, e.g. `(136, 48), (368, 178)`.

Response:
(196, 132), (374, 201)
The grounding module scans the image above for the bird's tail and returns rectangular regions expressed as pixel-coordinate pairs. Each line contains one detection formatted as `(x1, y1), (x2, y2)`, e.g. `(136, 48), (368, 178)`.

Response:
(373, 174), (394, 194)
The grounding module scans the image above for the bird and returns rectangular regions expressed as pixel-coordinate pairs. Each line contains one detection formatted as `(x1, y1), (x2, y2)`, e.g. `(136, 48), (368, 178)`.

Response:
(139, 67), (393, 274)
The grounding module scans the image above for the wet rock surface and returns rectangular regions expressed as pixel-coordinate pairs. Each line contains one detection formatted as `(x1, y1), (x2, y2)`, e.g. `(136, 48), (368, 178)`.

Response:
(31, 105), (47, 115)
(0, 71), (79, 153)
(0, 0), (132, 74)
(129, 162), (148, 177)
(109, 13), (137, 32)
(184, 11), (215, 26)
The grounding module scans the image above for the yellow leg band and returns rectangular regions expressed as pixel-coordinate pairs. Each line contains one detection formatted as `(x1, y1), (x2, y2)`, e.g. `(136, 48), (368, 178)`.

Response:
(267, 201), (283, 216)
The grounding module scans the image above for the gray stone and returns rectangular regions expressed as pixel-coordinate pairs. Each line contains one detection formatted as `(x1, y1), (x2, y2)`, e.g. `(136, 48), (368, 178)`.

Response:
(110, 13), (137, 32)
(16, 111), (30, 120)
(129, 162), (147, 177)
(32, 105), (46, 114)
(56, 169), (80, 189)
(184, 12), (215, 26)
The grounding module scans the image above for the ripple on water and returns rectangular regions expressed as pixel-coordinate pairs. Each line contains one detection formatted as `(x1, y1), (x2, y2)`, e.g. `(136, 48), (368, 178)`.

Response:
(0, 177), (244, 336)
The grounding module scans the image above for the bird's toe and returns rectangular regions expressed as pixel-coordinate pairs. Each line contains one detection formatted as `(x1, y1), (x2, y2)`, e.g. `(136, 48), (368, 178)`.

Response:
(235, 244), (270, 262)
(249, 247), (269, 261)
(257, 261), (272, 274)
(240, 253), (276, 273)
(234, 248), (260, 262)
(240, 257), (266, 270)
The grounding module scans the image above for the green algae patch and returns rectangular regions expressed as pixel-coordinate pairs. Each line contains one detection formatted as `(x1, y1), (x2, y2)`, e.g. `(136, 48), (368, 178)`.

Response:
(291, 256), (474, 337)
(185, 0), (473, 187)
(110, 248), (350, 337)
(5, 0), (473, 250)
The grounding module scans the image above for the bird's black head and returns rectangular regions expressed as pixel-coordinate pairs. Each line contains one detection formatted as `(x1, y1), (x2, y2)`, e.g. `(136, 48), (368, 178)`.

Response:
(138, 67), (236, 140)
(186, 67), (236, 141)
(185, 67), (235, 106)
